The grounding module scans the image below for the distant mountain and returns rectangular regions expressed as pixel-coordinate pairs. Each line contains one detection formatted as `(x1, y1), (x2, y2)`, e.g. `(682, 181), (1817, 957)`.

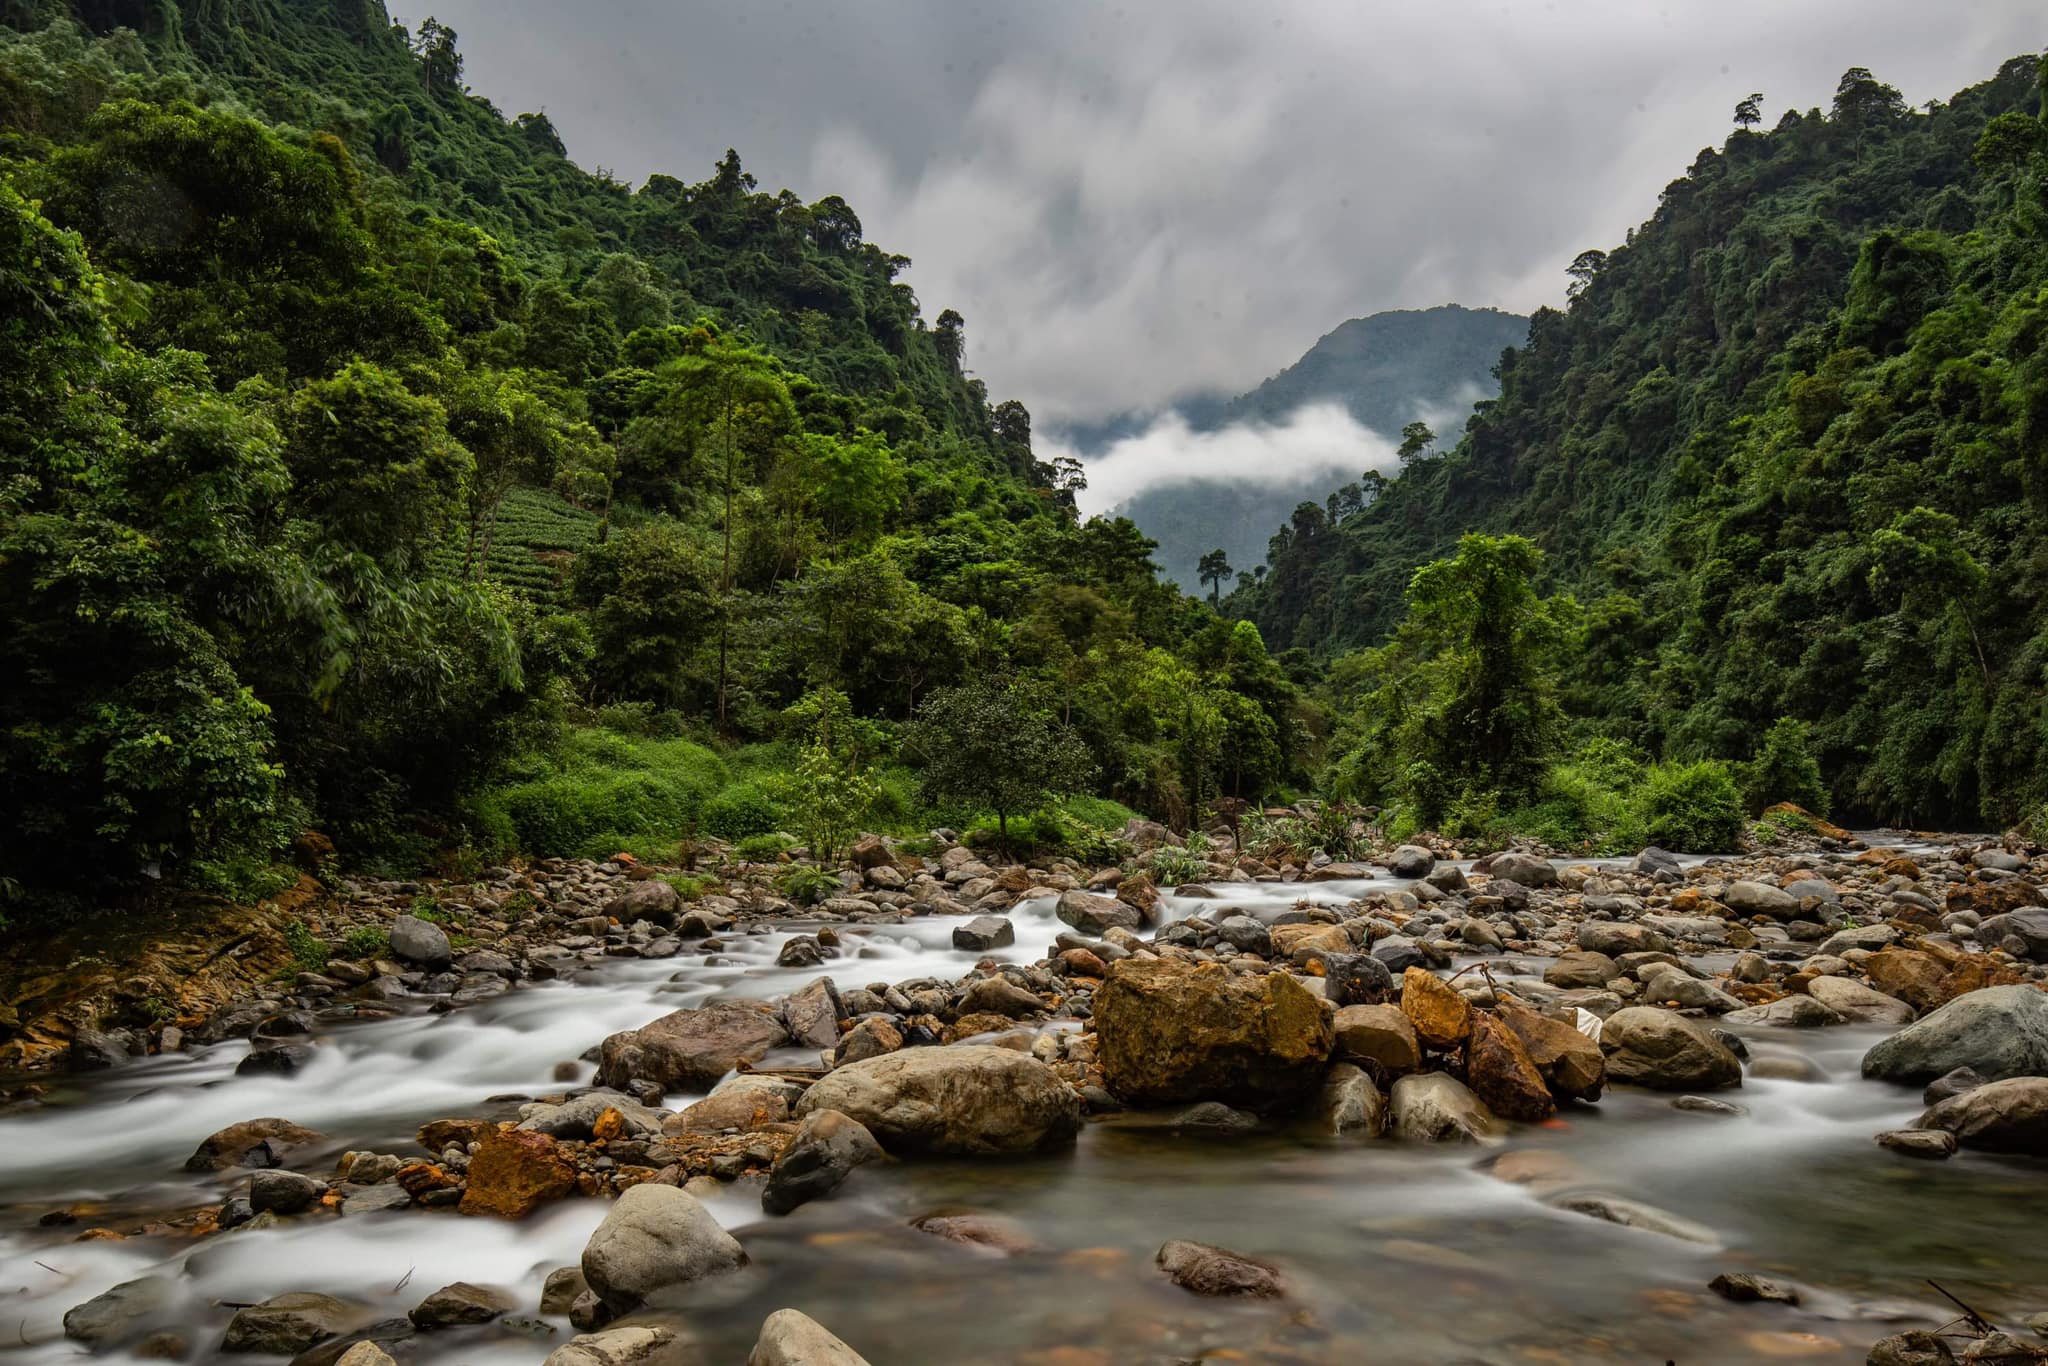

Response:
(1067, 305), (1529, 592)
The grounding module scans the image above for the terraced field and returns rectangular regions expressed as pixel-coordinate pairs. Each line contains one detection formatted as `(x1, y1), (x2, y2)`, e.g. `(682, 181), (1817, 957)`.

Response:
(432, 487), (601, 603)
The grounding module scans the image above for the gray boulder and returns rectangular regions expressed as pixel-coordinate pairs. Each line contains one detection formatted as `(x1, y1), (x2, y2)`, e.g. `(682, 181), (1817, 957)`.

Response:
(543, 1326), (676, 1366)
(221, 1293), (360, 1354)
(747, 1309), (873, 1366)
(795, 1045), (1081, 1155)
(389, 914), (452, 967)
(1055, 890), (1141, 935)
(1915, 1076), (2048, 1155)
(1861, 985), (2048, 1085)
(409, 1282), (516, 1329)
(1805, 976), (1914, 1026)
(951, 916), (1015, 952)
(761, 1109), (885, 1215)
(1599, 1007), (1743, 1091)
(1722, 881), (1798, 920)
(595, 1001), (789, 1093)
(1487, 851), (1557, 888)
(63, 1276), (177, 1346)
(580, 1184), (746, 1313)
(603, 880), (679, 926)
(1978, 908), (2048, 961)
(1389, 845), (1436, 878)
(248, 1169), (326, 1215)
(1389, 1073), (1497, 1143)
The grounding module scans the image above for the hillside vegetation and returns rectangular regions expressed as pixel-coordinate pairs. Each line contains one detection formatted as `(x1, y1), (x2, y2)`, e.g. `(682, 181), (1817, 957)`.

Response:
(0, 1), (1304, 912)
(1239, 57), (2048, 830)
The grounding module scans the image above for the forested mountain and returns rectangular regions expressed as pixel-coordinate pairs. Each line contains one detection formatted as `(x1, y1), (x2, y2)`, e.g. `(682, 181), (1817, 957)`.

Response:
(1073, 305), (1528, 592)
(0, 1), (1308, 909)
(1238, 57), (2048, 828)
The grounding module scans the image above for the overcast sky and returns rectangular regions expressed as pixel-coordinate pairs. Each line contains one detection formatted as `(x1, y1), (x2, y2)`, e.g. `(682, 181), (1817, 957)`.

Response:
(395, 2), (2042, 426)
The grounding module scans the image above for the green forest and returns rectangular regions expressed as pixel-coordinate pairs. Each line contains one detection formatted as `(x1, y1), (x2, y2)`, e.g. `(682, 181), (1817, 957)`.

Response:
(1238, 57), (2048, 839)
(4, 0), (2047, 924)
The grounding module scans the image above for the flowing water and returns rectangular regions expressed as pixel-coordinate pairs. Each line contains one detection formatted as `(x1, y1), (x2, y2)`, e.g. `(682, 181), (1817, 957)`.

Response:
(3, 867), (2042, 1365)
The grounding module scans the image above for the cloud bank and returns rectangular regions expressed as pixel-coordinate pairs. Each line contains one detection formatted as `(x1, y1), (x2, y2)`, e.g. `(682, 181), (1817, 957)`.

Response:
(397, 1), (2044, 423)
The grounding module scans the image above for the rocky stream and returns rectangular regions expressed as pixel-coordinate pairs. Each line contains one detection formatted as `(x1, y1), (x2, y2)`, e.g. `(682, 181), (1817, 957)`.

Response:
(4, 826), (2048, 1365)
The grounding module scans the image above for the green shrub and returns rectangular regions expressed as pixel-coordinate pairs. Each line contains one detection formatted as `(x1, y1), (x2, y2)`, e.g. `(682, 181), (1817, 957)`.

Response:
(662, 873), (712, 899)
(1637, 760), (1745, 852)
(700, 784), (782, 840)
(773, 864), (842, 906)
(734, 832), (795, 861)
(340, 925), (389, 958)
(1744, 718), (1829, 816)
(469, 728), (727, 859)
(283, 920), (329, 970)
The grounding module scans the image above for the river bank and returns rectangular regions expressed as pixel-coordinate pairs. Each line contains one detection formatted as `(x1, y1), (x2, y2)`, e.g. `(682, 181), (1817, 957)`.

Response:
(3, 824), (2047, 1365)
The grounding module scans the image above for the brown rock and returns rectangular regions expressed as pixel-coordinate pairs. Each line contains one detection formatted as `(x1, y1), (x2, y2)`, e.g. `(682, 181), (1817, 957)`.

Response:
(1115, 872), (1159, 922)
(911, 1211), (1041, 1256)
(954, 975), (1044, 1019)
(1331, 1004), (1421, 1080)
(1155, 1239), (1282, 1298)
(849, 835), (891, 870)
(1934, 955), (2026, 1006)
(1270, 923), (1353, 960)
(943, 1012), (1027, 1042)
(1093, 959), (1333, 1110)
(1494, 998), (1604, 1102)
(834, 1017), (901, 1065)
(1463, 1013), (1555, 1123)
(595, 1002), (789, 1093)
(1055, 948), (1107, 978)
(459, 1129), (577, 1219)
(1400, 967), (1472, 1050)
(184, 1118), (325, 1172)
(417, 1118), (495, 1154)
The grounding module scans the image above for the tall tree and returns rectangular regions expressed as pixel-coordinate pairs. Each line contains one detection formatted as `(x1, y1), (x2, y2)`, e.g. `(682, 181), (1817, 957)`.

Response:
(1197, 548), (1234, 606)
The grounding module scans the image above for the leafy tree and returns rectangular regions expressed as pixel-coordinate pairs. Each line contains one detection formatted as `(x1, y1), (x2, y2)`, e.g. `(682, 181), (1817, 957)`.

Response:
(780, 689), (880, 863)
(1197, 548), (1234, 606)
(906, 677), (1094, 848)
(1396, 421), (1435, 465)
(1746, 718), (1829, 816)
(1734, 93), (1763, 129)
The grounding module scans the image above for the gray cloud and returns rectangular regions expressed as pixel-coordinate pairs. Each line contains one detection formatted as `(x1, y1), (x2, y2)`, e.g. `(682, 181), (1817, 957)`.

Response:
(397, 1), (2042, 423)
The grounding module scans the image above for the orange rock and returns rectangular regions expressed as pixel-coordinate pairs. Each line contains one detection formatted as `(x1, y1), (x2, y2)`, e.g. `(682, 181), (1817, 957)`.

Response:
(1400, 967), (1472, 1050)
(458, 1128), (577, 1219)
(395, 1162), (459, 1197)
(591, 1107), (626, 1142)
(417, 1117), (497, 1153)
(1863, 948), (1947, 1012)
(1464, 1012), (1556, 1122)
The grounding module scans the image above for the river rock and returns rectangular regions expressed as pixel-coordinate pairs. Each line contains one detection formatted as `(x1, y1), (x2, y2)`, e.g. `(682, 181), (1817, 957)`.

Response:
(581, 1184), (746, 1313)
(1390, 1072), (1498, 1143)
(1723, 881), (1800, 920)
(222, 1293), (360, 1354)
(1860, 985), (2048, 1085)
(1865, 1332), (1957, 1366)
(1979, 908), (2048, 961)
(460, 1128), (577, 1219)
(63, 1276), (177, 1346)
(782, 977), (840, 1051)
(541, 1267), (588, 1315)
(1864, 948), (1951, 1012)
(1551, 1193), (1717, 1245)
(667, 1074), (804, 1134)
(1155, 1239), (1283, 1298)
(1805, 975), (1915, 1026)
(795, 1044), (1080, 1154)
(1577, 922), (1672, 957)
(543, 1326), (675, 1366)
(748, 1309), (872, 1366)
(595, 1001), (789, 1092)
(409, 1282), (515, 1329)
(1399, 967), (1472, 1049)
(1494, 998), (1604, 1102)
(1322, 951), (1398, 1007)
(1639, 965), (1743, 1013)
(603, 880), (679, 927)
(951, 916), (1015, 951)
(1312, 1062), (1386, 1135)
(1915, 1076), (2048, 1154)
(1389, 845), (1436, 877)
(1487, 851), (1557, 887)
(1724, 995), (1846, 1028)
(1545, 950), (1621, 989)
(1332, 1003), (1421, 1079)
(1924, 1066), (1986, 1105)
(1271, 922), (1353, 960)
(1094, 959), (1333, 1109)
(333, 1344), (399, 1366)
(521, 1091), (667, 1140)
(834, 1016), (902, 1065)
(1055, 890), (1141, 935)
(956, 974), (1044, 1019)
(1464, 1012), (1555, 1122)
(762, 1108), (885, 1214)
(1874, 1128), (1958, 1159)
(1709, 1272), (1802, 1305)
(389, 914), (453, 967)
(1599, 1007), (1742, 1091)
(248, 1169), (326, 1215)
(185, 1118), (325, 1171)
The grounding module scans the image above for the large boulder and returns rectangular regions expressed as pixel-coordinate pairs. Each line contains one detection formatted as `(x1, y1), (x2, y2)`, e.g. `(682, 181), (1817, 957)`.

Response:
(389, 914), (453, 967)
(747, 1309), (873, 1366)
(1055, 890), (1141, 935)
(666, 1075), (804, 1135)
(221, 1293), (361, 1354)
(1093, 959), (1333, 1110)
(1804, 976), (1914, 1026)
(543, 1327), (675, 1366)
(580, 1184), (746, 1313)
(951, 916), (1015, 952)
(461, 1128), (578, 1219)
(63, 1277), (177, 1346)
(761, 1109), (885, 1215)
(1389, 1073), (1497, 1143)
(1722, 881), (1799, 920)
(1399, 967), (1471, 1049)
(1861, 985), (2048, 1086)
(1464, 1012), (1555, 1122)
(1979, 908), (2048, 961)
(1311, 1062), (1386, 1136)
(795, 1045), (1080, 1155)
(408, 1282), (515, 1329)
(603, 880), (680, 926)
(595, 1001), (789, 1092)
(1388, 845), (1436, 878)
(1494, 999), (1604, 1102)
(1155, 1240), (1283, 1298)
(1331, 1004), (1420, 1080)
(185, 1118), (325, 1171)
(1914, 1077), (2048, 1155)
(1487, 851), (1557, 887)
(1598, 1007), (1742, 1091)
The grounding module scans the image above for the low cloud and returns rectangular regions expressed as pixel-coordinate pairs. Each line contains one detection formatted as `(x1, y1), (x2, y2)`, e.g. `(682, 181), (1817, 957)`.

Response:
(1056, 404), (1399, 520)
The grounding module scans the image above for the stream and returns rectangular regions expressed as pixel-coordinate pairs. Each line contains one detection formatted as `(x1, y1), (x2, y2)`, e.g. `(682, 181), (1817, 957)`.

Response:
(3, 864), (2042, 1365)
